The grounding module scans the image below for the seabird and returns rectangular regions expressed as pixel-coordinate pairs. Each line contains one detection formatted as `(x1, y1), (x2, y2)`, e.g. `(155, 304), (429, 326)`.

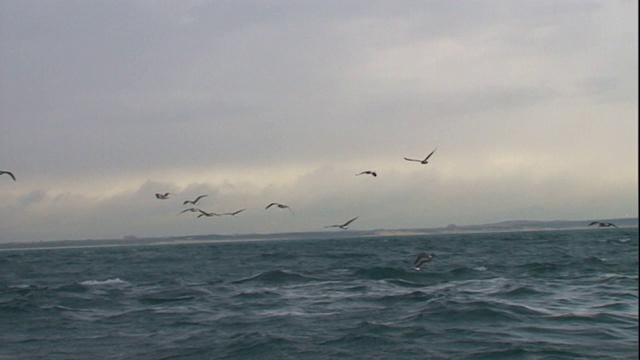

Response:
(178, 207), (200, 215)
(155, 192), (173, 200)
(325, 217), (358, 230)
(222, 209), (246, 216)
(265, 202), (294, 214)
(413, 253), (436, 270)
(404, 148), (437, 164)
(183, 195), (208, 205)
(356, 171), (377, 177)
(589, 221), (618, 228)
(0, 170), (16, 181)
(197, 209), (220, 218)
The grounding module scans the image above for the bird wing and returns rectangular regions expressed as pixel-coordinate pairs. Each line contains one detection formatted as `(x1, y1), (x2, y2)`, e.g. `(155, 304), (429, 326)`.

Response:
(588, 221), (600, 226)
(424, 148), (437, 161)
(342, 217), (358, 227)
(194, 195), (208, 202)
(607, 223), (618, 228)
(1, 171), (16, 181)
(404, 157), (422, 162)
(265, 203), (277, 209)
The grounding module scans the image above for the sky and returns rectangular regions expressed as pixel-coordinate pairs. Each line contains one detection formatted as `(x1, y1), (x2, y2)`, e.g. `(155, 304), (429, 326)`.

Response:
(0, 1), (637, 243)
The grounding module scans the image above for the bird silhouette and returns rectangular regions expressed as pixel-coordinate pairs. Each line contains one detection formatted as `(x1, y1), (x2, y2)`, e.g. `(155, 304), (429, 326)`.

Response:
(155, 192), (174, 200)
(221, 209), (246, 216)
(0, 170), (16, 181)
(413, 253), (436, 270)
(589, 221), (618, 228)
(183, 195), (208, 205)
(197, 209), (220, 218)
(325, 217), (358, 230)
(356, 171), (377, 177)
(265, 202), (294, 214)
(404, 148), (437, 164)
(178, 208), (200, 215)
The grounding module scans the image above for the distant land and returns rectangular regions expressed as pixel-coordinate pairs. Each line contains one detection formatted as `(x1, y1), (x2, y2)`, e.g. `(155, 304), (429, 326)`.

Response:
(1, 217), (637, 251)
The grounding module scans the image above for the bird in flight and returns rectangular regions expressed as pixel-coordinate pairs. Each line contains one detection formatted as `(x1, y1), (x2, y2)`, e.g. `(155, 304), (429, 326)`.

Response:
(325, 217), (358, 230)
(183, 195), (208, 205)
(413, 253), (436, 270)
(155, 192), (174, 200)
(265, 202), (294, 214)
(197, 209), (220, 218)
(404, 148), (437, 164)
(0, 170), (16, 181)
(221, 209), (246, 216)
(589, 221), (618, 228)
(178, 207), (201, 215)
(356, 171), (377, 177)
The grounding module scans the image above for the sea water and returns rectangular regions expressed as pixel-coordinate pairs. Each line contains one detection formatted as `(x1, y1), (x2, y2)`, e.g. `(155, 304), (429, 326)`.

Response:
(1, 229), (637, 359)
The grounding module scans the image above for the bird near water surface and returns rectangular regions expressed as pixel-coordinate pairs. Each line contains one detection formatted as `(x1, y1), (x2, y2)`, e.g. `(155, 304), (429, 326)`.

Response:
(589, 221), (618, 228)
(413, 253), (436, 270)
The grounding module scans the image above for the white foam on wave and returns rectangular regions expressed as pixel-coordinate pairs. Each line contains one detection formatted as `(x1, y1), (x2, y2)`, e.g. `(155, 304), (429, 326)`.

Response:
(79, 278), (129, 287)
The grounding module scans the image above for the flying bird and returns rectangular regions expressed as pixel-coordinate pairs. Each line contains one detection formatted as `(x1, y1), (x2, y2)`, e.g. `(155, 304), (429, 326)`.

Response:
(404, 148), (437, 164)
(325, 217), (358, 230)
(155, 193), (174, 200)
(183, 195), (208, 205)
(197, 210), (220, 218)
(222, 209), (246, 216)
(413, 253), (436, 270)
(589, 221), (618, 228)
(265, 202), (294, 214)
(178, 207), (201, 215)
(356, 171), (377, 177)
(0, 170), (16, 181)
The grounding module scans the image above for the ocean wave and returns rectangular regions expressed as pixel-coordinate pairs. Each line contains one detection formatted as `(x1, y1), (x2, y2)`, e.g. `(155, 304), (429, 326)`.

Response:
(231, 270), (318, 285)
(79, 278), (129, 287)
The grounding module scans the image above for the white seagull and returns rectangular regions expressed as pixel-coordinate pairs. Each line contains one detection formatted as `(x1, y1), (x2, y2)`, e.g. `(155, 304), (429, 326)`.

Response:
(0, 170), (16, 181)
(265, 202), (294, 214)
(404, 148), (437, 164)
(356, 171), (377, 177)
(183, 195), (208, 205)
(325, 217), (358, 230)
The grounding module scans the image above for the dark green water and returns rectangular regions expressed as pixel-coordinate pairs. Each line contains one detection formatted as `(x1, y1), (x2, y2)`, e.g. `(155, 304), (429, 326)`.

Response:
(1, 229), (637, 359)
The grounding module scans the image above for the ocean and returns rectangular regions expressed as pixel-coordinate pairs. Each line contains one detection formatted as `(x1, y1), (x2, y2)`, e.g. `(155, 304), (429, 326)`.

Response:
(1, 229), (637, 359)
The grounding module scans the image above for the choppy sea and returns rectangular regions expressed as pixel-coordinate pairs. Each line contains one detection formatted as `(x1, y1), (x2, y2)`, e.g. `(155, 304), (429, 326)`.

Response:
(1, 229), (638, 359)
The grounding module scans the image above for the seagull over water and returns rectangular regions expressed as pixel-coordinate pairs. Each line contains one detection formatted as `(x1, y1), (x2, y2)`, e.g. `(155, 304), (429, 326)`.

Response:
(325, 217), (358, 230)
(413, 253), (436, 270)
(404, 148), (437, 164)
(0, 171), (16, 181)
(356, 171), (377, 177)
(589, 221), (618, 228)
(183, 195), (208, 205)
(155, 192), (174, 200)
(265, 202), (294, 214)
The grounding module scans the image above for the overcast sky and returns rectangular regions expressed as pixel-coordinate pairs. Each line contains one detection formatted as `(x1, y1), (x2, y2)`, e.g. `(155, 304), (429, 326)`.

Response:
(1, 1), (637, 243)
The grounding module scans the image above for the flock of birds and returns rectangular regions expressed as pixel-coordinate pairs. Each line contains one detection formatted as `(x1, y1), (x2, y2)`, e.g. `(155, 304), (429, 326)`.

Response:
(152, 148), (441, 236)
(1, 148), (621, 270)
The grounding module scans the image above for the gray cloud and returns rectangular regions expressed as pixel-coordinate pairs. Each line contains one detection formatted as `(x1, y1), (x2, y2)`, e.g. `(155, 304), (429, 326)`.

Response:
(0, 1), (637, 242)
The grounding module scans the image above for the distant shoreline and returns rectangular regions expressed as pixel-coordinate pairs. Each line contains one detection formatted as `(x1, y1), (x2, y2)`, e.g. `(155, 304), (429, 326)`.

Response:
(1, 218), (637, 251)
